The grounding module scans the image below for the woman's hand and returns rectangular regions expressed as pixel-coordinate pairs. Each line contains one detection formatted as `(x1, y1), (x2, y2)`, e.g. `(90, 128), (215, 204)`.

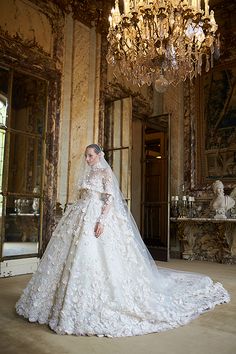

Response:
(94, 222), (104, 238)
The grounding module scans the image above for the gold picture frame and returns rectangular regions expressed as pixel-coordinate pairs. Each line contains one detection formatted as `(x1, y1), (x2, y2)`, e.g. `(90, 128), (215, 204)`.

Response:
(196, 60), (236, 185)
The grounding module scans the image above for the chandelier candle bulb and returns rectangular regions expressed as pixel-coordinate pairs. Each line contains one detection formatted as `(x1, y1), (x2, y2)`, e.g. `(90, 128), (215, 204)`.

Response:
(124, 0), (130, 15)
(192, 0), (197, 10)
(205, 0), (209, 16)
(197, 0), (201, 11)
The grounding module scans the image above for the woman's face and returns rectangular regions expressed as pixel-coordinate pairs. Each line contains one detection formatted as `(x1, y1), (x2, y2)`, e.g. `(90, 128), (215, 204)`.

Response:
(215, 186), (224, 196)
(85, 147), (100, 166)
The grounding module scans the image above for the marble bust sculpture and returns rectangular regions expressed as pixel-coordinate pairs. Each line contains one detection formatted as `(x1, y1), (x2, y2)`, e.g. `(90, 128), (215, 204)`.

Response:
(230, 186), (236, 217)
(211, 180), (235, 219)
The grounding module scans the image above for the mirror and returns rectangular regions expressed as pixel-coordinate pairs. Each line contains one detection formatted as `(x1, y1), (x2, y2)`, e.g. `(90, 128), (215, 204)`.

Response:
(0, 67), (47, 259)
(3, 196), (39, 257)
(10, 71), (46, 135)
(8, 133), (43, 194)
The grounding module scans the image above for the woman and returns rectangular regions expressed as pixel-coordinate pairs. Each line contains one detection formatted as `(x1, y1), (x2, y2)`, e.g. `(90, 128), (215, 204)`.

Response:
(16, 144), (230, 337)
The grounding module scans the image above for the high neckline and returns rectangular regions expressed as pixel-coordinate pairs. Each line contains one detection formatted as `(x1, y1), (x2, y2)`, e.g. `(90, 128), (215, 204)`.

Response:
(90, 161), (102, 170)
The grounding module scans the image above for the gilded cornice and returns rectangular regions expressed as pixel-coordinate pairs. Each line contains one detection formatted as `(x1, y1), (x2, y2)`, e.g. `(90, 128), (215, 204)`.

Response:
(33, 0), (113, 31)
(0, 27), (59, 79)
(70, 0), (113, 32)
(0, 1), (65, 71)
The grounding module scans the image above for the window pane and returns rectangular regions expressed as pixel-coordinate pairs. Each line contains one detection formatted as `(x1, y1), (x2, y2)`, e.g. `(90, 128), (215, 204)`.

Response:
(0, 129), (5, 192)
(113, 100), (121, 148)
(122, 98), (130, 147)
(0, 67), (9, 126)
(11, 71), (47, 135)
(121, 148), (129, 200)
(0, 97), (8, 126)
(112, 149), (121, 187)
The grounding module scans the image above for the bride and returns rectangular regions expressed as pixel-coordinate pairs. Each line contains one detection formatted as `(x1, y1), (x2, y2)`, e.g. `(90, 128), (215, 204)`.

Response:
(16, 144), (230, 337)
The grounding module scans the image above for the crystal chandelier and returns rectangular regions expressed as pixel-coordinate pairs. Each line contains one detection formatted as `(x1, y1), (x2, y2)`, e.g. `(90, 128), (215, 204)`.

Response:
(106, 0), (220, 92)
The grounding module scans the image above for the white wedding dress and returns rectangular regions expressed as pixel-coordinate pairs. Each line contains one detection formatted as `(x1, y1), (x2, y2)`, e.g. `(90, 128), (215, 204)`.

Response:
(16, 161), (230, 337)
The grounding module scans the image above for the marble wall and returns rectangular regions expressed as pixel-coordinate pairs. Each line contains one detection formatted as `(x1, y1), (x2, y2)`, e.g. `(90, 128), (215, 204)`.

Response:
(163, 84), (184, 196)
(66, 22), (101, 203)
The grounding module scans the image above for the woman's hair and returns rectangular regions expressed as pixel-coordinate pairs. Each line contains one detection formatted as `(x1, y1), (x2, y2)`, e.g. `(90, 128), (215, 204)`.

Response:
(86, 144), (102, 154)
(212, 180), (224, 193)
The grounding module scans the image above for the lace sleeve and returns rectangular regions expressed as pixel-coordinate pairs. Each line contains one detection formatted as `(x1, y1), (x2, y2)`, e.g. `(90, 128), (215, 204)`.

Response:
(97, 193), (113, 225)
(97, 168), (114, 225)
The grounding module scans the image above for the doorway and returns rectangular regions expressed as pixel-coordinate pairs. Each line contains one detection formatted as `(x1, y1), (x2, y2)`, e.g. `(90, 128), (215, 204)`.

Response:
(104, 99), (170, 261)
(142, 115), (170, 261)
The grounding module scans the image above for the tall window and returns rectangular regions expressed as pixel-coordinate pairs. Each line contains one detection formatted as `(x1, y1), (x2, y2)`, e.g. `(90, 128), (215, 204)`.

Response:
(104, 97), (132, 206)
(0, 67), (47, 260)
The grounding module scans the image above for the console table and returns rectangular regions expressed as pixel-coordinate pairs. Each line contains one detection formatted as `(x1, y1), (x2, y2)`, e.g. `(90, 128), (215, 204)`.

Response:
(170, 217), (236, 264)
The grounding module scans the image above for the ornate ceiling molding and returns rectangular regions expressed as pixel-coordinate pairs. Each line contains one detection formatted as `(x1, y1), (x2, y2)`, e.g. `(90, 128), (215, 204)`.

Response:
(38, 0), (113, 32)
(0, 1), (65, 72)
(0, 28), (59, 79)
(70, 0), (113, 32)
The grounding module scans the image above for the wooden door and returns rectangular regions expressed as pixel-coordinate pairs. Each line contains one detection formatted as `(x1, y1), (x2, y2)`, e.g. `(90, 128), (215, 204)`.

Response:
(142, 115), (170, 261)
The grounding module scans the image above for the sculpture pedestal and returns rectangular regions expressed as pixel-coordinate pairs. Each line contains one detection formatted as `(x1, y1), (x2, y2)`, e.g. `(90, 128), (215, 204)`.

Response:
(170, 217), (236, 264)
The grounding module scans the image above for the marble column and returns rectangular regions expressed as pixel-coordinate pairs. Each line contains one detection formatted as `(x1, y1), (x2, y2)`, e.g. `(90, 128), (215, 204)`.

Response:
(164, 83), (184, 195)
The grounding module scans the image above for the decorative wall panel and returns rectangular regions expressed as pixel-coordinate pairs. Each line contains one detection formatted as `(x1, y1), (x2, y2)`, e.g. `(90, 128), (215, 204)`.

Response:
(164, 85), (184, 195)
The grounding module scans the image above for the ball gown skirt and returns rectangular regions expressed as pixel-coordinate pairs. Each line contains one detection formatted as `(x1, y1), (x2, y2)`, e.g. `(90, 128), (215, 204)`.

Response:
(15, 189), (230, 337)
